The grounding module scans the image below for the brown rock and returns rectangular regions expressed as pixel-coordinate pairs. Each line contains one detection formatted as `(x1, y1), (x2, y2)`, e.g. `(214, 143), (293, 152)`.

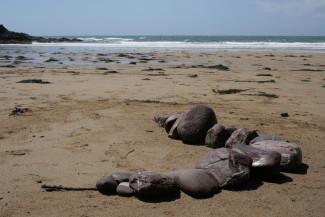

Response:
(205, 124), (232, 148)
(177, 104), (217, 144)
(250, 140), (302, 170)
(129, 171), (179, 197)
(225, 128), (258, 147)
(168, 169), (219, 198)
(164, 112), (184, 133)
(196, 148), (252, 187)
(231, 144), (281, 176)
(168, 113), (185, 139)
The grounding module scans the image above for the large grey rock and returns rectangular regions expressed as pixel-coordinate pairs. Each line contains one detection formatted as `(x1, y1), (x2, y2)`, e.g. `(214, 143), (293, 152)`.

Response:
(225, 128), (259, 147)
(164, 112), (184, 133)
(249, 135), (288, 145)
(250, 140), (302, 171)
(168, 169), (219, 198)
(231, 144), (281, 176)
(153, 114), (170, 127)
(168, 113), (185, 139)
(111, 172), (131, 184)
(129, 171), (179, 197)
(196, 148), (252, 187)
(205, 124), (232, 148)
(96, 176), (118, 193)
(177, 104), (217, 144)
(116, 182), (134, 197)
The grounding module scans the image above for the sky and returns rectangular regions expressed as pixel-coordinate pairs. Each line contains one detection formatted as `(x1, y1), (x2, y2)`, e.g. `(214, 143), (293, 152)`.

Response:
(1, 0), (325, 36)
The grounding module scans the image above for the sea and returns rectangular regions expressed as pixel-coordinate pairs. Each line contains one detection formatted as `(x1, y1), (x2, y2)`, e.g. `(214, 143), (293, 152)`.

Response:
(1, 35), (325, 65)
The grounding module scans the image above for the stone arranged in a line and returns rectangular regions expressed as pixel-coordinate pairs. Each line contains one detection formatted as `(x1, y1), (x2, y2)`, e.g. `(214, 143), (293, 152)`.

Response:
(96, 104), (302, 199)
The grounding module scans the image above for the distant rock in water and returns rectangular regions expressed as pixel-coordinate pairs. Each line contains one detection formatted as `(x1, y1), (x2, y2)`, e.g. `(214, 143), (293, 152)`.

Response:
(0, 25), (82, 44)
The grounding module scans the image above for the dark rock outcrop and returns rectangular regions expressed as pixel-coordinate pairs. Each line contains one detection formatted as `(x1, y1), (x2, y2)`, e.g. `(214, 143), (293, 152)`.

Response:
(177, 104), (217, 144)
(168, 169), (219, 198)
(225, 128), (258, 147)
(250, 140), (302, 171)
(231, 144), (281, 176)
(196, 148), (252, 187)
(0, 25), (82, 44)
(129, 171), (179, 197)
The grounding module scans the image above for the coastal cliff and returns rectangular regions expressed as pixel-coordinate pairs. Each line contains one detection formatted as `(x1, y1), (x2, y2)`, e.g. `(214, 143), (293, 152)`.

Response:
(0, 25), (82, 44)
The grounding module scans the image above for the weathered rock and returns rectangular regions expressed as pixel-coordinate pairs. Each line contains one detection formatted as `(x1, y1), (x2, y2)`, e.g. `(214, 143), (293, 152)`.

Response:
(168, 169), (219, 198)
(205, 124), (232, 148)
(249, 135), (288, 145)
(164, 113), (184, 133)
(129, 171), (179, 197)
(250, 141), (302, 170)
(225, 128), (258, 147)
(111, 172), (131, 184)
(116, 182), (134, 197)
(177, 104), (217, 144)
(231, 144), (281, 176)
(153, 114), (170, 127)
(196, 148), (252, 187)
(168, 113), (185, 139)
(96, 176), (118, 193)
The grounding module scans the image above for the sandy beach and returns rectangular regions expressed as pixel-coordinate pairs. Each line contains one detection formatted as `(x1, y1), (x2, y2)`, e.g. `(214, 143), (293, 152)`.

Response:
(0, 51), (325, 216)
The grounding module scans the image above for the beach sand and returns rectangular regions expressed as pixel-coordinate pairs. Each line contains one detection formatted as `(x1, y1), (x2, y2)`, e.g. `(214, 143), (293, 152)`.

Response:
(0, 51), (324, 216)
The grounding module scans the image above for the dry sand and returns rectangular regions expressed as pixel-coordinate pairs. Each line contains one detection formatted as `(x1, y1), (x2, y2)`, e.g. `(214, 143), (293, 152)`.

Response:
(0, 51), (325, 216)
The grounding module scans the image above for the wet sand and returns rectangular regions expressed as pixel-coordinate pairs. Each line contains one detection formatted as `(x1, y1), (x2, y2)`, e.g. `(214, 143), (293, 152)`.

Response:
(0, 51), (325, 216)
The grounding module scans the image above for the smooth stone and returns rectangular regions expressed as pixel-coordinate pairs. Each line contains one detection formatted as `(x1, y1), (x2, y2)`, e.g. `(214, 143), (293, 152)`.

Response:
(168, 113), (185, 139)
(196, 148), (252, 187)
(116, 182), (134, 197)
(225, 128), (259, 147)
(249, 135), (289, 145)
(231, 144), (281, 176)
(205, 124), (232, 148)
(177, 104), (217, 144)
(168, 169), (219, 198)
(250, 140), (302, 170)
(96, 176), (118, 193)
(129, 171), (179, 197)
(153, 114), (170, 127)
(111, 172), (131, 184)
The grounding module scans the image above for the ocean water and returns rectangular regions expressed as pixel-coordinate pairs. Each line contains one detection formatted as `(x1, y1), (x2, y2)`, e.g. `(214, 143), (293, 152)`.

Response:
(1, 35), (325, 66)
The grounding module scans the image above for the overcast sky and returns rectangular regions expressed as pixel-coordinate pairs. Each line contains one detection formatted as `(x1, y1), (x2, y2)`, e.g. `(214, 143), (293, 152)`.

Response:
(1, 0), (325, 36)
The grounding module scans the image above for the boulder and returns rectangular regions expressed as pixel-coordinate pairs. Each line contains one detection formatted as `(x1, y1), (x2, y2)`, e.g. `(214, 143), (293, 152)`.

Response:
(225, 128), (258, 147)
(196, 148), (252, 187)
(168, 169), (219, 198)
(250, 140), (302, 171)
(205, 124), (232, 148)
(111, 172), (131, 184)
(249, 135), (288, 145)
(153, 114), (170, 127)
(231, 144), (281, 176)
(164, 112), (184, 133)
(129, 171), (179, 197)
(96, 176), (118, 193)
(168, 113), (185, 139)
(177, 104), (217, 144)
(116, 182), (134, 197)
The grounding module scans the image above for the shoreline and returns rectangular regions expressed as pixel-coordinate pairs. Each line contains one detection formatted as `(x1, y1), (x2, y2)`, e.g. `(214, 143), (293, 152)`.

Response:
(0, 51), (324, 216)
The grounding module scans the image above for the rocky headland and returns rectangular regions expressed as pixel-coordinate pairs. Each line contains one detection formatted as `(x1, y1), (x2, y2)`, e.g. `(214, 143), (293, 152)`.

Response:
(0, 25), (82, 44)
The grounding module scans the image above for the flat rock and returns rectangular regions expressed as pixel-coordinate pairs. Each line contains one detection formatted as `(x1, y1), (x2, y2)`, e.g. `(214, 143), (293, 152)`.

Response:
(205, 124), (232, 148)
(196, 148), (252, 187)
(153, 114), (170, 127)
(177, 104), (217, 144)
(96, 176), (118, 193)
(250, 140), (302, 170)
(249, 135), (288, 145)
(116, 182), (134, 197)
(168, 169), (219, 198)
(129, 171), (179, 197)
(225, 128), (259, 147)
(231, 144), (281, 176)
(111, 172), (131, 184)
